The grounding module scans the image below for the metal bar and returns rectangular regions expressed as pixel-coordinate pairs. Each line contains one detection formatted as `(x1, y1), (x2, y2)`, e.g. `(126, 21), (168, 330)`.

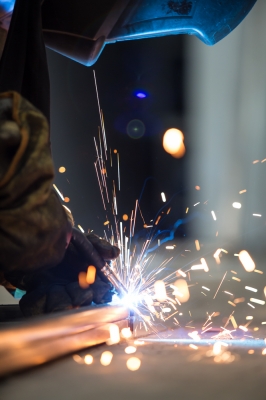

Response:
(0, 304), (128, 377)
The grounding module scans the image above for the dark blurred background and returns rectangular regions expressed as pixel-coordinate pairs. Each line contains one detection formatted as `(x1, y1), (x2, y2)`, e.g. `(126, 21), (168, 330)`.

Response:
(48, 0), (266, 254)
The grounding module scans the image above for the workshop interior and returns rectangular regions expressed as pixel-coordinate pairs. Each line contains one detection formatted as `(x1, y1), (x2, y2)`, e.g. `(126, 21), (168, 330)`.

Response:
(1, 1), (266, 399)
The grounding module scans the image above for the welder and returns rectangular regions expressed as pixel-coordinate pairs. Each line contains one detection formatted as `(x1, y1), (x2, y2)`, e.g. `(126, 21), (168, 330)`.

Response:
(0, 0), (258, 316)
(0, 90), (121, 316)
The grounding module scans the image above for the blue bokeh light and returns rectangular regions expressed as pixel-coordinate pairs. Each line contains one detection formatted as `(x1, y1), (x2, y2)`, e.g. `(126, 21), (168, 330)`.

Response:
(135, 91), (147, 99)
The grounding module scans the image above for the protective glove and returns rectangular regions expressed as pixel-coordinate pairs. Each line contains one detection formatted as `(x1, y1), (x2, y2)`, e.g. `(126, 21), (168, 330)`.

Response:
(19, 228), (120, 316)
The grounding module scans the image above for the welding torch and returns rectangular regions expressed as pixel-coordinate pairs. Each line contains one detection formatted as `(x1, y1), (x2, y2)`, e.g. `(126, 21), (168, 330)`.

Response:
(71, 227), (128, 297)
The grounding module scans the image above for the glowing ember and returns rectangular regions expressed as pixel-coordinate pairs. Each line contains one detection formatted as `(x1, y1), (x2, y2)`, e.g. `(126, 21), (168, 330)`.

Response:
(77, 225), (85, 233)
(125, 346), (137, 354)
(84, 355), (93, 365)
(86, 265), (96, 284)
(239, 325), (248, 332)
(78, 271), (89, 289)
(245, 286), (257, 293)
(73, 354), (84, 364)
(134, 340), (145, 346)
(173, 279), (190, 303)
(250, 298), (265, 305)
(100, 351), (113, 366)
(195, 240), (200, 251)
(59, 166), (66, 173)
(121, 328), (132, 339)
(239, 251), (255, 272)
(162, 128), (185, 158)
(211, 211), (217, 221)
(154, 280), (167, 302)
(107, 324), (120, 345)
(126, 357), (141, 371)
(189, 344), (198, 350)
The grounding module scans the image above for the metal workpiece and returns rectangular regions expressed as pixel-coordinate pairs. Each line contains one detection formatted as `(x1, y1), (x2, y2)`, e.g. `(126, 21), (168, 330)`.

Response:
(0, 304), (129, 377)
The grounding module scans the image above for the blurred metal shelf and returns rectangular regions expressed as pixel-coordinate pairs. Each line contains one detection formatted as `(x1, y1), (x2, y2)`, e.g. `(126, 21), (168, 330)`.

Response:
(0, 304), (129, 377)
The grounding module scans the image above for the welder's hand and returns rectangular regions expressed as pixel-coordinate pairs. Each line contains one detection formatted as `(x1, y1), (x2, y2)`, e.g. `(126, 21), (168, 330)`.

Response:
(19, 229), (120, 316)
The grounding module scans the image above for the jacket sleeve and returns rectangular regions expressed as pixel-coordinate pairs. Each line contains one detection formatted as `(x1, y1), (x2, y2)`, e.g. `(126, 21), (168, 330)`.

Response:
(0, 91), (71, 289)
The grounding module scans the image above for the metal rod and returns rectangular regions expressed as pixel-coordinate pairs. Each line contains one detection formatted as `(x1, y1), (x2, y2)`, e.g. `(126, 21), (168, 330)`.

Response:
(0, 304), (128, 377)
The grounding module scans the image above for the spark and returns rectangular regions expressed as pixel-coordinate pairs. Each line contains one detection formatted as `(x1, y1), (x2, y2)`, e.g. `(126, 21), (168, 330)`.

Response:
(134, 340), (145, 346)
(154, 280), (167, 302)
(166, 245), (175, 250)
(245, 286), (258, 293)
(228, 301), (236, 307)
(185, 207), (189, 213)
(232, 202), (241, 209)
(250, 298), (265, 305)
(93, 70), (107, 158)
(213, 249), (221, 258)
(177, 269), (186, 277)
(189, 344), (198, 350)
(246, 316), (253, 320)
(107, 324), (120, 345)
(201, 258), (209, 272)
(253, 214), (261, 217)
(230, 316), (238, 328)
(59, 166), (66, 173)
(191, 265), (205, 270)
(121, 328), (132, 339)
(211, 211), (217, 220)
(117, 152), (120, 191)
(72, 354), (84, 364)
(239, 326), (248, 332)
(239, 250), (255, 272)
(53, 184), (64, 201)
(77, 225), (85, 233)
(78, 271), (89, 289)
(254, 269), (263, 274)
(262, 322), (266, 325)
(161, 192), (166, 202)
(247, 303), (255, 308)
(195, 240), (200, 251)
(202, 286), (210, 291)
(213, 271), (227, 299)
(100, 351), (113, 366)
(234, 297), (245, 304)
(239, 189), (246, 194)
(253, 160), (259, 164)
(84, 355), (93, 365)
(125, 346), (136, 354)
(126, 357), (141, 371)
(194, 202), (200, 206)
(232, 277), (241, 282)
(86, 266), (96, 284)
